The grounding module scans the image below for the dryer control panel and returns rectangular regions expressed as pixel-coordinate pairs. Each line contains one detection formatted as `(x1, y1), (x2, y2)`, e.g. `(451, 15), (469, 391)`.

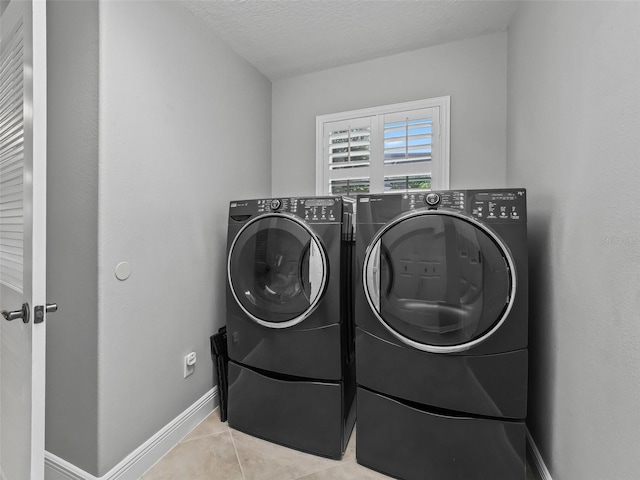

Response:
(469, 190), (526, 223)
(399, 188), (527, 223)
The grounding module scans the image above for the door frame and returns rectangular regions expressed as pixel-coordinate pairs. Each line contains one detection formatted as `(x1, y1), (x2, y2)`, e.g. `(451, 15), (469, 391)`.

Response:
(30, 1), (47, 477)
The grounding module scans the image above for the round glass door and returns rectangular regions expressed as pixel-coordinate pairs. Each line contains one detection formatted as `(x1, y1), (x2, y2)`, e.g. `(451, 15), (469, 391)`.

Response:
(363, 209), (516, 353)
(228, 213), (327, 328)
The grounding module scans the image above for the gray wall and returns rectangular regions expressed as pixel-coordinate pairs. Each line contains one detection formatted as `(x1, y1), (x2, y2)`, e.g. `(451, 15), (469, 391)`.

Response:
(507, 2), (640, 479)
(46, 1), (271, 476)
(46, 0), (100, 473)
(272, 32), (508, 197)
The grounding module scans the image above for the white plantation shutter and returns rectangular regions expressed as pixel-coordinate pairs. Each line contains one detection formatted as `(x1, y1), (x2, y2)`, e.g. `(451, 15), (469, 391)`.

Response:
(322, 117), (374, 195)
(317, 97), (449, 195)
(383, 108), (437, 192)
(384, 115), (433, 166)
(0, 17), (24, 292)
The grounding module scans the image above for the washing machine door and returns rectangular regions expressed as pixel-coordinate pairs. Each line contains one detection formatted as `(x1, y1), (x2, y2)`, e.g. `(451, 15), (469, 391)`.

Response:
(363, 209), (516, 353)
(228, 213), (328, 328)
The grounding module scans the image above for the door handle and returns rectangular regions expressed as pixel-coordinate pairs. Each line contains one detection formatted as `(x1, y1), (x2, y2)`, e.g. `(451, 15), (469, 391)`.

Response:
(2, 303), (30, 323)
(365, 241), (381, 311)
(33, 303), (58, 324)
(307, 240), (326, 303)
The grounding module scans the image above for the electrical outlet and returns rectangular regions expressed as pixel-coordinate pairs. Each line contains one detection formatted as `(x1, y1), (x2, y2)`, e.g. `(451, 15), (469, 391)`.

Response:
(184, 352), (196, 378)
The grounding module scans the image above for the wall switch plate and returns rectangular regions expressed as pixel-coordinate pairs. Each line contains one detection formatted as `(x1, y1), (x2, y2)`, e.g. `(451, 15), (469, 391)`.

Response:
(184, 352), (196, 378)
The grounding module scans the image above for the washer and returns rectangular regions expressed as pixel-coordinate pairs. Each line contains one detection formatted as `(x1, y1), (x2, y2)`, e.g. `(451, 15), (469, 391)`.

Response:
(226, 196), (356, 459)
(355, 189), (528, 480)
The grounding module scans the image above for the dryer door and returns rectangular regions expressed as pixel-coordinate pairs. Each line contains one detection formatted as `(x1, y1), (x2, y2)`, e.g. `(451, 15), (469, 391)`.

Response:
(228, 213), (328, 328)
(363, 209), (516, 353)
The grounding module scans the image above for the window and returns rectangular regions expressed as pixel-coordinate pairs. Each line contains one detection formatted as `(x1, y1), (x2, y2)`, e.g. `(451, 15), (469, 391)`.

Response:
(316, 97), (450, 196)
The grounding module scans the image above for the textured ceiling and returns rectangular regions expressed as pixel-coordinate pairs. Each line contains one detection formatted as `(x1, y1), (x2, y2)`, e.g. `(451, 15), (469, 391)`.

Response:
(181, 0), (519, 81)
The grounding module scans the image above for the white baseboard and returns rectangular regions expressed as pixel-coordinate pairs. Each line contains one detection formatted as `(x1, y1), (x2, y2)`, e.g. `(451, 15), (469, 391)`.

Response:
(45, 387), (217, 480)
(526, 428), (553, 480)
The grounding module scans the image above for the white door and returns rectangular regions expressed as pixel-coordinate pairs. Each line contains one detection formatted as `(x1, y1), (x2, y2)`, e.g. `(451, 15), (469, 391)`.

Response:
(0, 0), (47, 479)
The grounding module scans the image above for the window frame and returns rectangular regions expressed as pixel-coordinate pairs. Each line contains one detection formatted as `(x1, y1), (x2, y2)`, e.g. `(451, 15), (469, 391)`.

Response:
(315, 97), (450, 196)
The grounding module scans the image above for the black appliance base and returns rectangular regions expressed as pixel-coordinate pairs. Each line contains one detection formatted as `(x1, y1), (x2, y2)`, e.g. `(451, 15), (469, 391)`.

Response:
(356, 387), (526, 480)
(356, 327), (528, 419)
(228, 361), (356, 460)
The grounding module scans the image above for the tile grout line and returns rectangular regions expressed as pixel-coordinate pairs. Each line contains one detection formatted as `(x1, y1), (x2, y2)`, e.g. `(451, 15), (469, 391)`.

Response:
(290, 459), (354, 480)
(228, 429), (248, 480)
(179, 428), (230, 445)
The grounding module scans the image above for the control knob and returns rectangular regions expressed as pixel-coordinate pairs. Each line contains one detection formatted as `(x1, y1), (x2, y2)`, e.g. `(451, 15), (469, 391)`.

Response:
(425, 193), (441, 206)
(270, 199), (282, 210)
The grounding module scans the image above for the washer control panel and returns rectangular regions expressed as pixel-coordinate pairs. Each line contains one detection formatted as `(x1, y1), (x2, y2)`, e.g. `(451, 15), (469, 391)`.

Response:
(400, 189), (527, 223)
(230, 197), (344, 223)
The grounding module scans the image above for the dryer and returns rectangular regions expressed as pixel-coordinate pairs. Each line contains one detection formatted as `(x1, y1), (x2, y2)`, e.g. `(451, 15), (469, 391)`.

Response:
(226, 196), (355, 459)
(355, 189), (528, 480)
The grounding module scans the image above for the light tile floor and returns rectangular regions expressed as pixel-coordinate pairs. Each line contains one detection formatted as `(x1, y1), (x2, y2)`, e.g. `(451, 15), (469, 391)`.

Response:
(140, 408), (536, 480)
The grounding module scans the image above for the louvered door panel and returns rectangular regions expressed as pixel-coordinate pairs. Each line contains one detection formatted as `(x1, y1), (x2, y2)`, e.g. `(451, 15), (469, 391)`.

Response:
(0, 17), (24, 293)
(0, 2), (47, 478)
